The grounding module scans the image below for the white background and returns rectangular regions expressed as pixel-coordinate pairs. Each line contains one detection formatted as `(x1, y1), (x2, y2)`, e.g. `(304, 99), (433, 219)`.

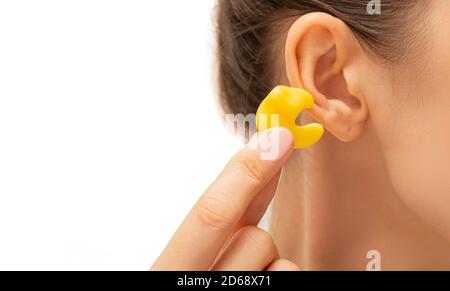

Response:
(0, 1), (243, 270)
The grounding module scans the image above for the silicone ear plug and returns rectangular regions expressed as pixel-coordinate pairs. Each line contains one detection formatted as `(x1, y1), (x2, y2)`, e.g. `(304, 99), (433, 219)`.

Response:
(256, 86), (324, 149)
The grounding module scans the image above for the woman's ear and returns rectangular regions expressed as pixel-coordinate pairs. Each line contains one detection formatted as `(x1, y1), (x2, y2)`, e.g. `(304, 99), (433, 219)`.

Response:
(285, 12), (369, 142)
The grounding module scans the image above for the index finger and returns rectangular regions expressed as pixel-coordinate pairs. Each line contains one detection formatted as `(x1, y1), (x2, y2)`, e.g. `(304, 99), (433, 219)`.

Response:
(152, 127), (294, 270)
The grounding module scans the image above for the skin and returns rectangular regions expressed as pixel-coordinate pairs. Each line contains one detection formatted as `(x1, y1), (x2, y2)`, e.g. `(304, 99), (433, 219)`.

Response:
(153, 1), (450, 270)
(272, 1), (450, 270)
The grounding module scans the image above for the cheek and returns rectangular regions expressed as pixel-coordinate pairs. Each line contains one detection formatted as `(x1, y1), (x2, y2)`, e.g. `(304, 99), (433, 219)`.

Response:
(366, 0), (450, 240)
(386, 109), (450, 239)
(381, 58), (450, 241)
(375, 1), (450, 238)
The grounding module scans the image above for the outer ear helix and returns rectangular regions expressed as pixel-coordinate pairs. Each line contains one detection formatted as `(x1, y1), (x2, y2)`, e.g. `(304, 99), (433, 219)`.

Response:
(256, 86), (324, 149)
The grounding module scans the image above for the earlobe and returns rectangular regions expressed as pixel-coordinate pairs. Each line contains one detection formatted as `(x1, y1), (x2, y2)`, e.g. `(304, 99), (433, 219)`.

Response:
(285, 12), (369, 142)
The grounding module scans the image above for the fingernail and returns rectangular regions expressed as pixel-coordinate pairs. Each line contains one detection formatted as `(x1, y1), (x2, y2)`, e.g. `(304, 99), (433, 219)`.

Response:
(249, 127), (294, 161)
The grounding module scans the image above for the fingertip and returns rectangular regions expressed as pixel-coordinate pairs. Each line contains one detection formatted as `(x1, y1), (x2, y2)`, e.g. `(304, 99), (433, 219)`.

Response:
(248, 127), (295, 162)
(266, 259), (301, 271)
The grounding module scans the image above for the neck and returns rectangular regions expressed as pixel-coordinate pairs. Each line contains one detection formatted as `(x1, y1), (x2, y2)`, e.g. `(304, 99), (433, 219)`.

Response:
(270, 127), (450, 270)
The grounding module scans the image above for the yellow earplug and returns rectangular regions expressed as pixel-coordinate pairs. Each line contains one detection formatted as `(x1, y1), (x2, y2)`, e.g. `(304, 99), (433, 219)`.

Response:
(256, 86), (324, 149)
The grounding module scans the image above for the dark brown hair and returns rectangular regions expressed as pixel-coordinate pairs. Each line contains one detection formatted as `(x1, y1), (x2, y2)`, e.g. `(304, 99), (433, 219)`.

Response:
(216, 0), (427, 116)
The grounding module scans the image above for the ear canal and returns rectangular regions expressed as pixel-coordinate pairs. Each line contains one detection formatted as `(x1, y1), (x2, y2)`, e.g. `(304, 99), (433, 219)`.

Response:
(256, 86), (324, 149)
